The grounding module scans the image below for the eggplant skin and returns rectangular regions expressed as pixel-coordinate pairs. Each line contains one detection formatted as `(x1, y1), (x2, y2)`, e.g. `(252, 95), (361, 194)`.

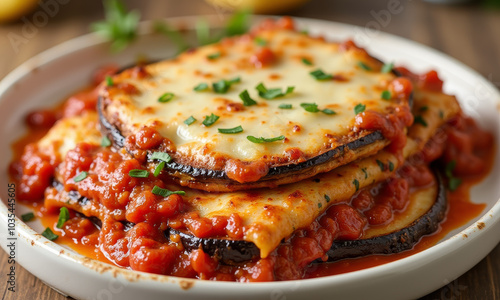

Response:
(167, 228), (260, 265)
(320, 168), (447, 262)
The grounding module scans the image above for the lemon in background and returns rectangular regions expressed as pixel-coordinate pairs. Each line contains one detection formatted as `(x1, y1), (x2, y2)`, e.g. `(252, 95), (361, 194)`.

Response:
(0, 0), (39, 23)
(206, 0), (310, 14)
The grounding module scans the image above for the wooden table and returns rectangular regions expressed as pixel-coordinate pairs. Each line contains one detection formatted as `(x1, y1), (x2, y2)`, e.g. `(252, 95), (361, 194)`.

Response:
(0, 0), (499, 299)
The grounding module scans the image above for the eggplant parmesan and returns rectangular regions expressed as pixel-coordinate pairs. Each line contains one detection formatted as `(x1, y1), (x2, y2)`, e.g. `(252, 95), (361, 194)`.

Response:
(98, 20), (413, 191)
(10, 17), (494, 282)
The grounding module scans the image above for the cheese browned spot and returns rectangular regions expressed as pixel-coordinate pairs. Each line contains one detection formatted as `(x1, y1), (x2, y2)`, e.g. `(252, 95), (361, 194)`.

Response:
(99, 26), (412, 190)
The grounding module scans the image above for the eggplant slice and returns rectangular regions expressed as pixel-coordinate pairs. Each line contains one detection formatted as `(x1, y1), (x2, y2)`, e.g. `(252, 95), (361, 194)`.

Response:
(52, 166), (447, 265)
(98, 26), (413, 192)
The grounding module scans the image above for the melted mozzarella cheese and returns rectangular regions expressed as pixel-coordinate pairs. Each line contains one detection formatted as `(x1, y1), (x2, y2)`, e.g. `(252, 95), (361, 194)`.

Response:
(101, 28), (402, 170)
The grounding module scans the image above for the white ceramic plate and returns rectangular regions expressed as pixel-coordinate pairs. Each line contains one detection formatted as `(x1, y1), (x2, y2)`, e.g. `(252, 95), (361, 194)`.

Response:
(0, 16), (499, 300)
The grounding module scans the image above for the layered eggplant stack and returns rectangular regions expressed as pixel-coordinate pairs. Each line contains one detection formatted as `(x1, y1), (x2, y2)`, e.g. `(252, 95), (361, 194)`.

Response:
(13, 18), (493, 281)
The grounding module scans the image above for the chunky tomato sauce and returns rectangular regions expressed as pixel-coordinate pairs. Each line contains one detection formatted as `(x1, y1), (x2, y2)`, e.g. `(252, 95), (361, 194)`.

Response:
(9, 56), (495, 281)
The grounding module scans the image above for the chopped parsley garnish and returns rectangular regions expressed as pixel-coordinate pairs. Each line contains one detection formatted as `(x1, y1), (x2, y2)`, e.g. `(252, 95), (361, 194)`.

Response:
(151, 152), (172, 163)
(21, 212), (35, 222)
(184, 116), (196, 125)
(239, 90), (257, 106)
(362, 168), (368, 179)
(445, 160), (462, 191)
(353, 179), (360, 192)
(381, 62), (394, 73)
(309, 69), (332, 80)
(279, 104), (293, 109)
(158, 92), (175, 103)
(224, 9), (251, 37)
(193, 83), (209, 92)
(212, 77), (240, 94)
(419, 106), (429, 112)
(56, 207), (70, 229)
(42, 227), (58, 241)
(152, 185), (186, 197)
(381, 90), (392, 100)
(218, 126), (244, 134)
(255, 83), (294, 99)
(73, 171), (88, 183)
(153, 161), (165, 177)
(202, 113), (220, 127)
(105, 76), (114, 86)
(324, 194), (331, 203)
(128, 169), (149, 178)
(300, 103), (336, 115)
(207, 52), (221, 60)
(376, 159), (385, 171)
(300, 102), (320, 113)
(439, 110), (444, 119)
(414, 115), (428, 127)
(301, 58), (313, 66)
(358, 62), (372, 71)
(318, 203), (322, 209)
(388, 161), (395, 172)
(101, 136), (111, 147)
(90, 0), (140, 52)
(254, 36), (267, 46)
(247, 135), (285, 143)
(354, 104), (366, 115)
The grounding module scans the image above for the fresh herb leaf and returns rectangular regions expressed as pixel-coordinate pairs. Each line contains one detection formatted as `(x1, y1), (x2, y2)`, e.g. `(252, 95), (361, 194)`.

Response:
(362, 168), (368, 179)
(158, 92), (174, 103)
(207, 52), (221, 60)
(218, 126), (244, 134)
(42, 227), (58, 241)
(353, 179), (360, 192)
(101, 136), (111, 147)
(414, 115), (428, 127)
(212, 77), (240, 94)
(21, 212), (35, 222)
(73, 171), (88, 183)
(224, 9), (251, 37)
(318, 203), (322, 209)
(381, 62), (394, 73)
(152, 185), (186, 197)
(321, 108), (336, 115)
(128, 169), (149, 178)
(56, 207), (70, 229)
(381, 90), (392, 100)
(90, 0), (140, 52)
(153, 161), (165, 177)
(324, 194), (331, 203)
(153, 21), (189, 53)
(239, 90), (257, 106)
(376, 159), (385, 171)
(184, 116), (196, 125)
(358, 62), (372, 71)
(354, 104), (366, 115)
(202, 113), (220, 127)
(279, 104), (293, 109)
(255, 83), (294, 99)
(301, 58), (313, 66)
(247, 135), (286, 143)
(309, 69), (332, 80)
(388, 161), (395, 172)
(151, 152), (172, 163)
(254, 36), (267, 46)
(449, 177), (462, 191)
(439, 110), (444, 119)
(105, 75), (114, 86)
(193, 83), (209, 92)
(196, 18), (213, 46)
(445, 160), (456, 178)
(419, 106), (429, 112)
(300, 102), (320, 113)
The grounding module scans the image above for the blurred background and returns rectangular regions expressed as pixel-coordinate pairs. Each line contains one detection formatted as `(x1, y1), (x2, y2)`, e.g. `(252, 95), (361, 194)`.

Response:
(0, 0), (499, 299)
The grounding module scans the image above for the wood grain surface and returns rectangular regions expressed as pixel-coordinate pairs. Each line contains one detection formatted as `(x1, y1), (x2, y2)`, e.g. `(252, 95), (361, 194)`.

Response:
(0, 0), (499, 299)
